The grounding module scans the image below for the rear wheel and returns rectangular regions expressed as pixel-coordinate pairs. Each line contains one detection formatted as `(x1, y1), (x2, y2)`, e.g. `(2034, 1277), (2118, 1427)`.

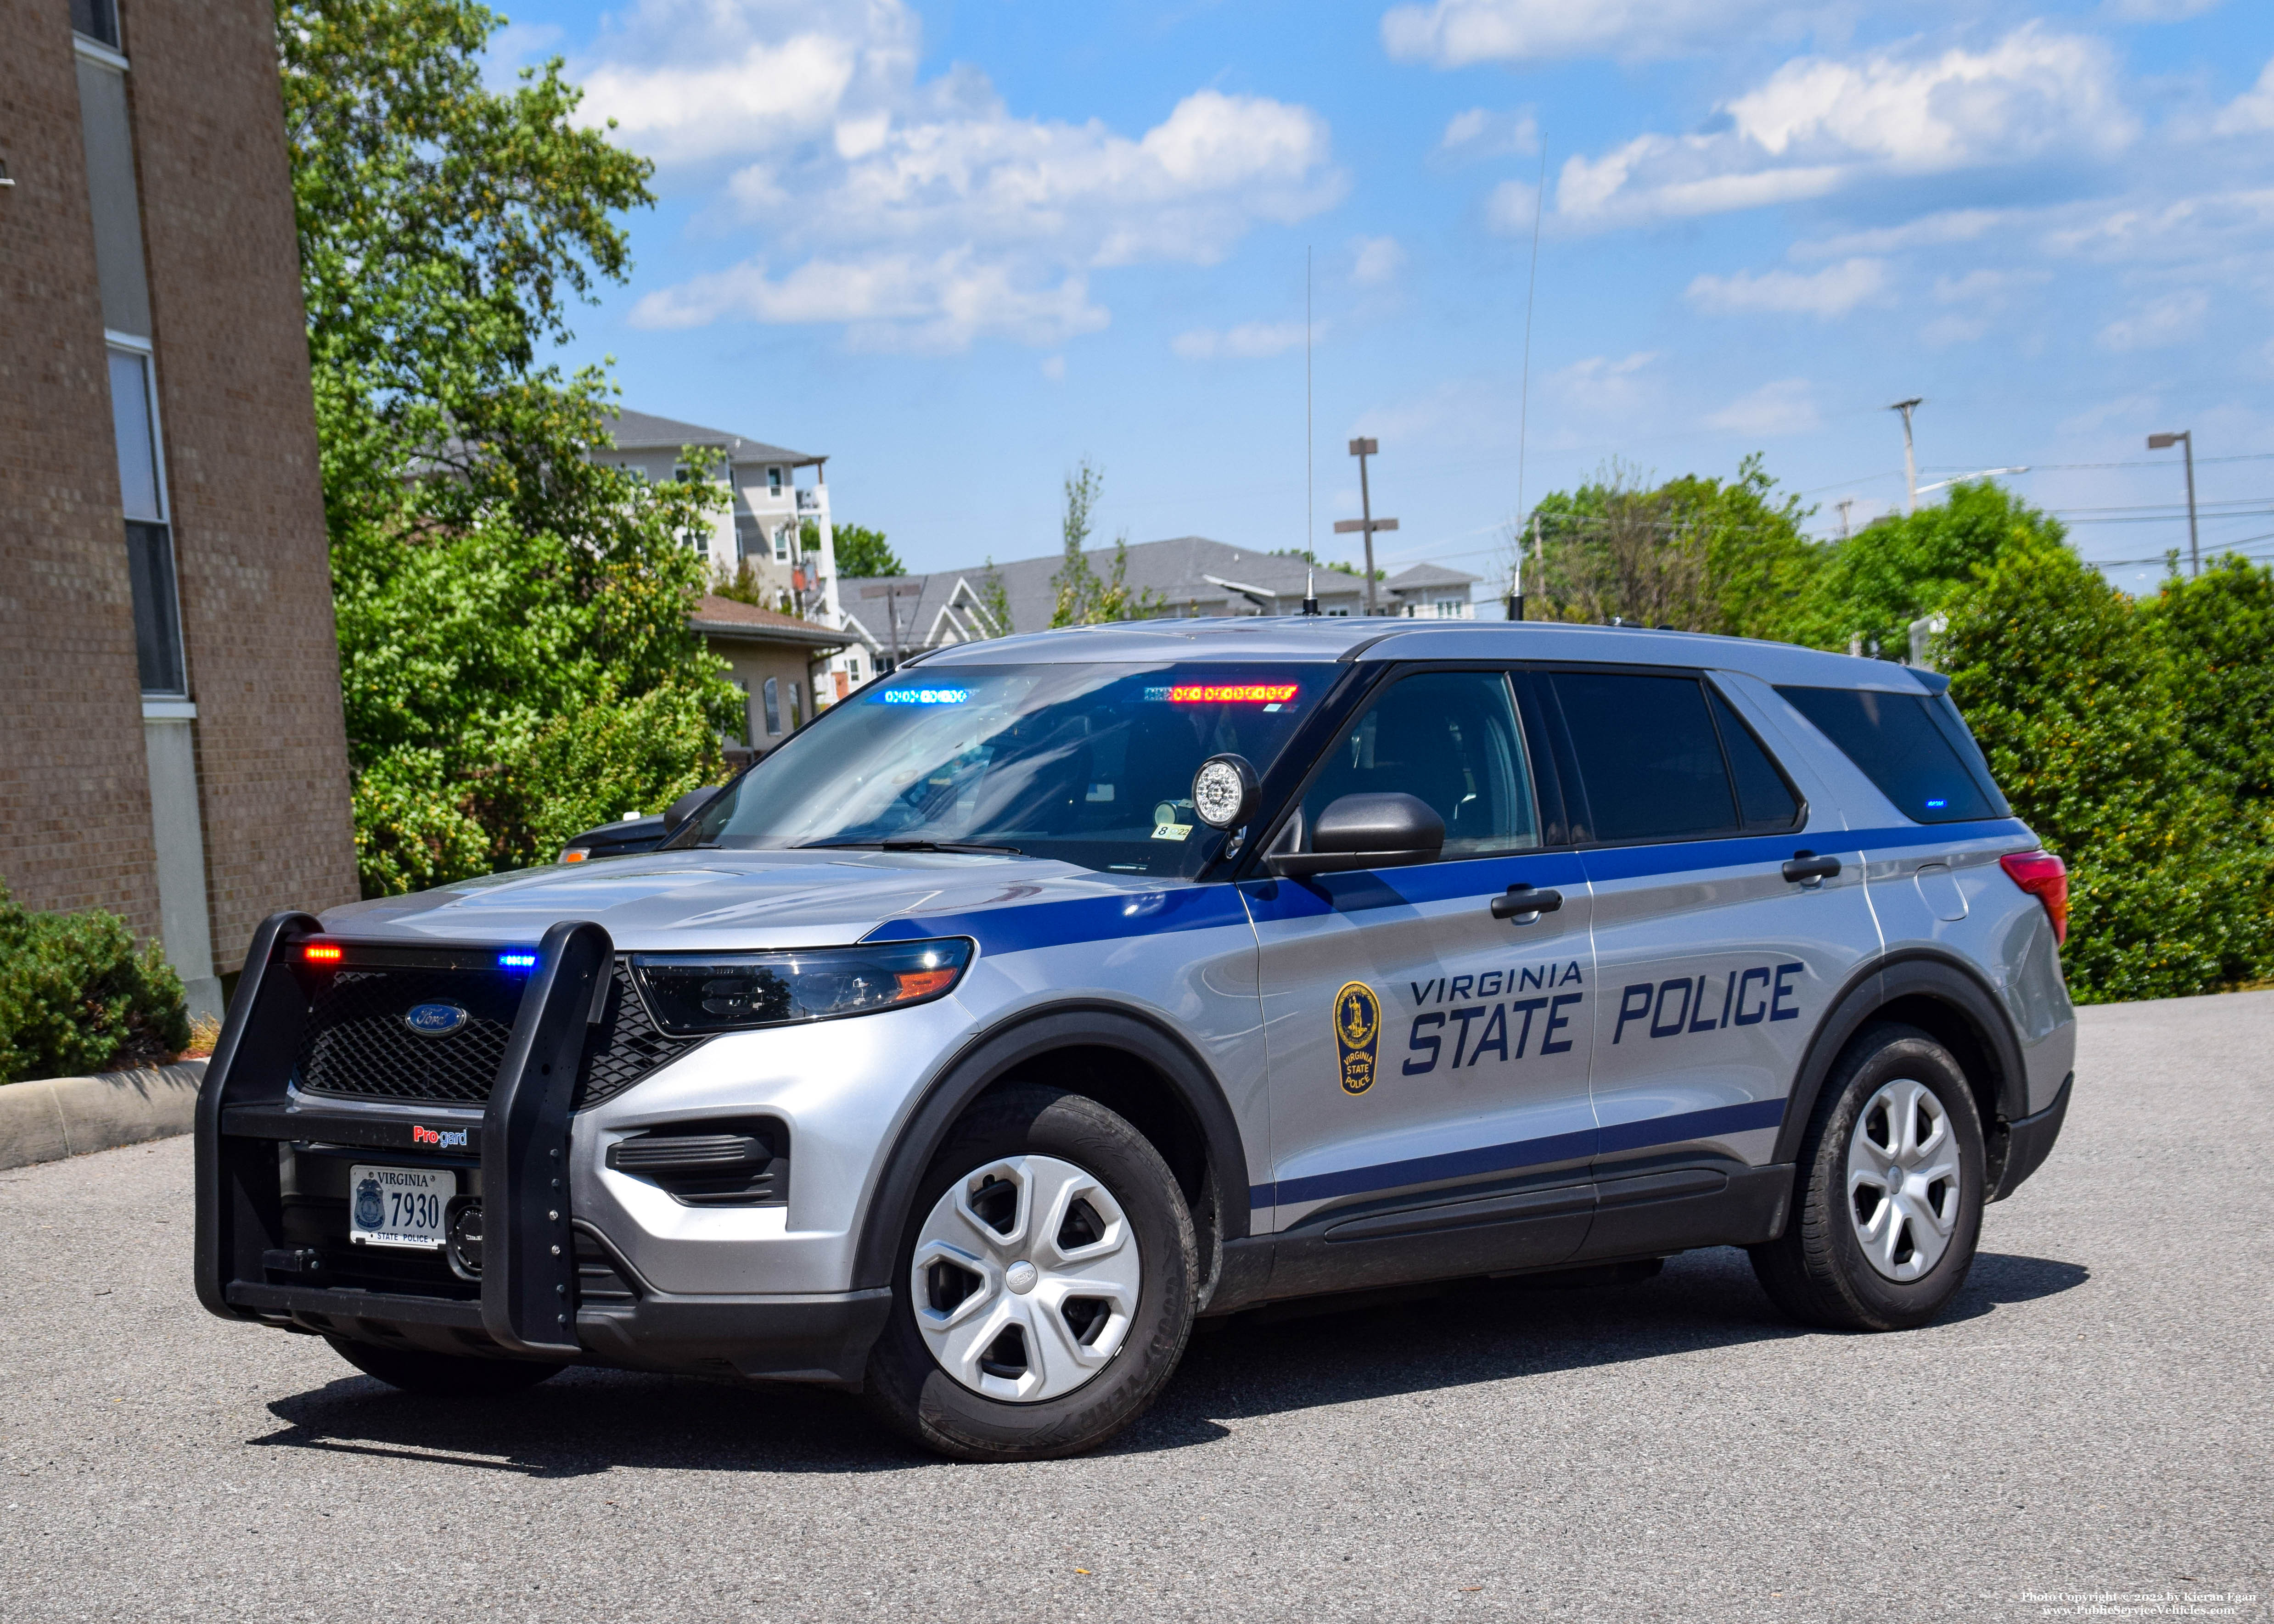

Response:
(1750, 1022), (1986, 1331)
(325, 1336), (566, 1397)
(865, 1086), (1197, 1461)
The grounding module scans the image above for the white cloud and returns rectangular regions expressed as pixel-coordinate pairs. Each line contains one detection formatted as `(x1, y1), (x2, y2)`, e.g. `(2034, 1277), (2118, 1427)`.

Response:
(1791, 208), (2010, 259)
(632, 252), (1110, 352)
(1549, 351), (1661, 417)
(1441, 106), (1539, 155)
(601, 0), (1343, 348)
(1556, 27), (2137, 230)
(1484, 178), (1542, 234)
(1382, 0), (1799, 67)
(1172, 321), (1310, 360)
(1933, 268), (2049, 305)
(1351, 235), (1406, 286)
(1687, 257), (1888, 318)
(2097, 288), (2210, 351)
(1706, 378), (1819, 436)
(2103, 0), (2228, 19)
(2215, 57), (2274, 135)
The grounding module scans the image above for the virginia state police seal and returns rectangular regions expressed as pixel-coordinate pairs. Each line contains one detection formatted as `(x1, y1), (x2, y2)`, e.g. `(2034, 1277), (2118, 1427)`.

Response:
(1333, 981), (1381, 1095)
(353, 1175), (385, 1231)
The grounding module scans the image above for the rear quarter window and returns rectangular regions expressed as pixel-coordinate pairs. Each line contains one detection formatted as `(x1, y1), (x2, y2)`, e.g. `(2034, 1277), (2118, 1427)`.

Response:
(1774, 685), (2010, 824)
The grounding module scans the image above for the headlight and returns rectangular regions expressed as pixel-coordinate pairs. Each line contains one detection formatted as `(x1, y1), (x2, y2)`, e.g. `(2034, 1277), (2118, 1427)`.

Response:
(629, 938), (975, 1036)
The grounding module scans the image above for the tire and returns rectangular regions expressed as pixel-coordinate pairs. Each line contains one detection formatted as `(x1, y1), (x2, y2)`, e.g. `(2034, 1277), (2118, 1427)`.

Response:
(864, 1085), (1198, 1462)
(326, 1336), (566, 1397)
(1750, 1021), (1987, 1332)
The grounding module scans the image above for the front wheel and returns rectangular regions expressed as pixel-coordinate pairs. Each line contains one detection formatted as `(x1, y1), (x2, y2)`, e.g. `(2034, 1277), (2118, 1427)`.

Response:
(864, 1086), (1197, 1461)
(1750, 1022), (1986, 1332)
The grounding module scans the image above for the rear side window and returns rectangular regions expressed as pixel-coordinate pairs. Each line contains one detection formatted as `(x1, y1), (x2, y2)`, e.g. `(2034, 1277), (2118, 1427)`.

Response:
(1707, 687), (1803, 831)
(1552, 672), (1740, 843)
(1775, 685), (2009, 823)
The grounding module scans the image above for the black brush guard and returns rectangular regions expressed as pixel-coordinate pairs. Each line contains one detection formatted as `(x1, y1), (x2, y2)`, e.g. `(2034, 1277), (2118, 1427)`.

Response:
(195, 915), (611, 1358)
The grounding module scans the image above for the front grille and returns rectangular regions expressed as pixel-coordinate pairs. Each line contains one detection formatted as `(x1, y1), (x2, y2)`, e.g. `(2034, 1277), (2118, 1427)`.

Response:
(295, 967), (519, 1104)
(294, 959), (704, 1109)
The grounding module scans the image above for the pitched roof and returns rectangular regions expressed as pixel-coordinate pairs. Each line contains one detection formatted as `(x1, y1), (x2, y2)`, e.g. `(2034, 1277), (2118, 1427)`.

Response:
(1385, 561), (1481, 590)
(689, 595), (848, 650)
(840, 536), (1381, 651)
(605, 409), (821, 467)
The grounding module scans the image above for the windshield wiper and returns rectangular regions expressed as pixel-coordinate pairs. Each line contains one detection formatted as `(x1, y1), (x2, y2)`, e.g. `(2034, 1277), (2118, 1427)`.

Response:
(799, 839), (1025, 857)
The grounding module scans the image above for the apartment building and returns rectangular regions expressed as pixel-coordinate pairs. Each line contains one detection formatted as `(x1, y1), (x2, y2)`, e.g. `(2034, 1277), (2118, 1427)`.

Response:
(595, 409), (869, 709)
(0, 0), (358, 1018)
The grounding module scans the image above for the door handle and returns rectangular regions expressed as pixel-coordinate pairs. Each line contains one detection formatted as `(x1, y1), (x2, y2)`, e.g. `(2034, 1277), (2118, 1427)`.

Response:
(1782, 851), (1842, 885)
(1490, 884), (1564, 921)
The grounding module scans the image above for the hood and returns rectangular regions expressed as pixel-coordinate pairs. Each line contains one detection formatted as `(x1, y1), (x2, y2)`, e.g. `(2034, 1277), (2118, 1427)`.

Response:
(320, 848), (1173, 953)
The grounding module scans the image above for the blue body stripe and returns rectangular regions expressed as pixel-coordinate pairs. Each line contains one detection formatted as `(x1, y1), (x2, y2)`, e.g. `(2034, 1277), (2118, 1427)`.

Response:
(861, 882), (1250, 955)
(858, 819), (2033, 955)
(1251, 1097), (1786, 1211)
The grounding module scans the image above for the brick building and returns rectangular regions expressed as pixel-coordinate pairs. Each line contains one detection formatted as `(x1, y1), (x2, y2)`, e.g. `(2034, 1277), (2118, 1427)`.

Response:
(0, 0), (357, 1019)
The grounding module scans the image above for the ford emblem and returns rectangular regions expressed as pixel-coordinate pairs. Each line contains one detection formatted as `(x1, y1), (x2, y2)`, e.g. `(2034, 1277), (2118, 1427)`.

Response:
(404, 1002), (469, 1037)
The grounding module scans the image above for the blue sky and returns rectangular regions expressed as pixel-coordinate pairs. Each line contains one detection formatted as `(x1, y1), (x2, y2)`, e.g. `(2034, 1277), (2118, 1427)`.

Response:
(491, 0), (2274, 596)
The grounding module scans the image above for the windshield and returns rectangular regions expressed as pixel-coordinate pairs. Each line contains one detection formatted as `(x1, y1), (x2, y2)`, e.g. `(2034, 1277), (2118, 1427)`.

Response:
(683, 662), (1340, 877)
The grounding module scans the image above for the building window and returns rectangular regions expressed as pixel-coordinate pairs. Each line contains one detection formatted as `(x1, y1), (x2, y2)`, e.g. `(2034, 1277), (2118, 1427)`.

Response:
(72, 0), (120, 48)
(788, 682), (803, 730)
(773, 525), (791, 563)
(762, 677), (781, 736)
(846, 657), (861, 684)
(107, 347), (185, 695)
(768, 466), (784, 495)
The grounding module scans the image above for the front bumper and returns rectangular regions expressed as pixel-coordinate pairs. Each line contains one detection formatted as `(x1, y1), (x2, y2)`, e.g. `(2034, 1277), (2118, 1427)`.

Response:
(194, 913), (893, 1385)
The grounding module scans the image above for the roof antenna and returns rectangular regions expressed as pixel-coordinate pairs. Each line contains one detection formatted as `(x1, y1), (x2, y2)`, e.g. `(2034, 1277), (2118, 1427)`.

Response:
(1303, 566), (1319, 616)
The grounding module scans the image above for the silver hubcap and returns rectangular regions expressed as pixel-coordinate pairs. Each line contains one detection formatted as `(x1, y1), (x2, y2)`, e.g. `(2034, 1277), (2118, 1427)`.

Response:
(1846, 1078), (1962, 1282)
(910, 1154), (1142, 1403)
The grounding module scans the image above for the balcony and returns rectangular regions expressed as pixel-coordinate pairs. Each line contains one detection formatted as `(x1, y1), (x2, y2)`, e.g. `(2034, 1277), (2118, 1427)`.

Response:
(795, 488), (823, 515)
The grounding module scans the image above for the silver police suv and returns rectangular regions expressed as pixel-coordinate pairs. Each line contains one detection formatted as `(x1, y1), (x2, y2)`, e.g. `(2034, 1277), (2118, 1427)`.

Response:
(195, 618), (2075, 1459)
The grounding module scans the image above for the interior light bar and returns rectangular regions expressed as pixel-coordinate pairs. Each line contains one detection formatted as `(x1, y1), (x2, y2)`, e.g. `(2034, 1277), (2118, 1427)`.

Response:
(498, 952), (539, 969)
(301, 944), (343, 963)
(1153, 683), (1299, 705)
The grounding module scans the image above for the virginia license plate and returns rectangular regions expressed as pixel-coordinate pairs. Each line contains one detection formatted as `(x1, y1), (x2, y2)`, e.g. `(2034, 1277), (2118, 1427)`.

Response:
(349, 1165), (455, 1250)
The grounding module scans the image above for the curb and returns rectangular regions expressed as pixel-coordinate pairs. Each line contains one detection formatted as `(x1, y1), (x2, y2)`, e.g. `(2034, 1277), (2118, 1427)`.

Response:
(0, 1059), (206, 1171)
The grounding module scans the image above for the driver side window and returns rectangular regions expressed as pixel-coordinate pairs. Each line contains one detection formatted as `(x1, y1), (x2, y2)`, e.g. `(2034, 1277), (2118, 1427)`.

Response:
(1298, 670), (1540, 860)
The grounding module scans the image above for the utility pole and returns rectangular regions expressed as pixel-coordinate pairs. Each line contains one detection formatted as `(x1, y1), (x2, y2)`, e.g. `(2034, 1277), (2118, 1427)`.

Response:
(1334, 438), (1398, 614)
(1890, 398), (1923, 515)
(860, 577), (925, 672)
(2148, 430), (2200, 578)
(1837, 498), (1855, 541)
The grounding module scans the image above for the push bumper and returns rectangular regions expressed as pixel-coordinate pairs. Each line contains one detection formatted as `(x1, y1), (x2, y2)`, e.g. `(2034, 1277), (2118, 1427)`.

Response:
(194, 913), (890, 1386)
(1992, 1070), (2071, 1200)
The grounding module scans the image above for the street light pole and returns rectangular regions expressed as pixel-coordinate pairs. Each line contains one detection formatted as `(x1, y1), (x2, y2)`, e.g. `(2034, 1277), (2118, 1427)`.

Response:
(1333, 437), (1399, 615)
(1890, 398), (1923, 515)
(2148, 430), (2199, 578)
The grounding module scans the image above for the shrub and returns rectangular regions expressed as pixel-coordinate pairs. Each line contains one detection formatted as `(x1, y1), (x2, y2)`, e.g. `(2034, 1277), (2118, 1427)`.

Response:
(1938, 536), (2274, 1002)
(0, 878), (191, 1083)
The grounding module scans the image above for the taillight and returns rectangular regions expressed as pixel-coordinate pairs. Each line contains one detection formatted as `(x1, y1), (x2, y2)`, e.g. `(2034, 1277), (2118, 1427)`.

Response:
(1999, 850), (2068, 946)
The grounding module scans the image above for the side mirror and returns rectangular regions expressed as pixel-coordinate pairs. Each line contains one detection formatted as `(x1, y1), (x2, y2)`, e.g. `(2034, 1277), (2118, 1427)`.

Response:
(1266, 792), (1443, 879)
(662, 785), (724, 835)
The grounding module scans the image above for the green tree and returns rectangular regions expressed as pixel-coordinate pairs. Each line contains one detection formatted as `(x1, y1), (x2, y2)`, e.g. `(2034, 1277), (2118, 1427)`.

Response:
(1048, 460), (1163, 627)
(2145, 554), (2274, 807)
(1791, 481), (2056, 655)
(1520, 456), (1818, 638)
(281, 0), (741, 894)
(1937, 536), (2274, 1000)
(0, 878), (190, 1082)
(834, 525), (904, 577)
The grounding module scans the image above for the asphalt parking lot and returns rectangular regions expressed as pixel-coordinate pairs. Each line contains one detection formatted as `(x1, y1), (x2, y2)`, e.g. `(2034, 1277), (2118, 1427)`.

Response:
(2, 993), (2268, 1623)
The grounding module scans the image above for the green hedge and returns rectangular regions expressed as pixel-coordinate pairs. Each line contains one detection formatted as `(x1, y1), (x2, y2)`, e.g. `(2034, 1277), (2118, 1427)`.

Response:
(0, 878), (191, 1084)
